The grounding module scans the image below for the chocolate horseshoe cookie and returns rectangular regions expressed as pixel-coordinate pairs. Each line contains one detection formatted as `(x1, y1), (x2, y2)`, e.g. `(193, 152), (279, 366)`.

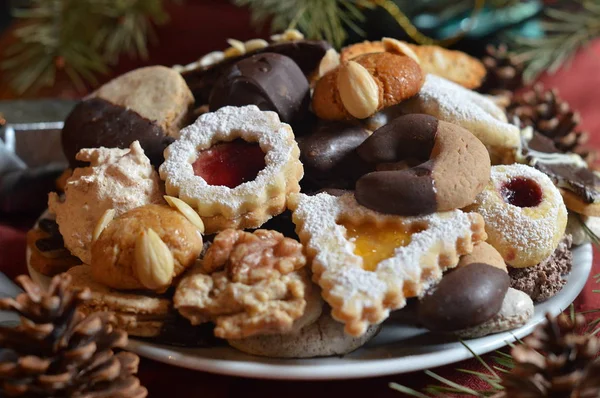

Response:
(355, 114), (490, 216)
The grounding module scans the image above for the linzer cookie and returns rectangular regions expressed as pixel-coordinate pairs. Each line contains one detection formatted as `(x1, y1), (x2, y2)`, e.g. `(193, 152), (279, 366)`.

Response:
(159, 105), (303, 234)
(355, 114), (490, 216)
(62, 66), (194, 167)
(209, 53), (310, 124)
(467, 164), (568, 268)
(289, 192), (486, 336)
(398, 74), (520, 162)
(312, 52), (424, 120)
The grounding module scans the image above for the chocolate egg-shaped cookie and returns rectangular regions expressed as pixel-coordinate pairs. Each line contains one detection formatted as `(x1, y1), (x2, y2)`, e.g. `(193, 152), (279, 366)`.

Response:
(209, 53), (310, 125)
(183, 40), (331, 104)
(298, 121), (371, 188)
(355, 114), (491, 215)
(417, 263), (510, 332)
(62, 66), (194, 168)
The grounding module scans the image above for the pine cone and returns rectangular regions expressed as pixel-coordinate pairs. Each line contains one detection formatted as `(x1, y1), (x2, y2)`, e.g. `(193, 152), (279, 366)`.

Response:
(501, 313), (600, 397)
(507, 83), (595, 163)
(0, 274), (147, 398)
(479, 44), (525, 97)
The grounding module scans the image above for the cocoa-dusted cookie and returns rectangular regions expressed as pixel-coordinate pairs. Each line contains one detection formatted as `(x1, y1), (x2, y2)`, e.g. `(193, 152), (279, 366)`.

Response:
(312, 52), (424, 120)
(340, 39), (486, 89)
(509, 234), (573, 302)
(355, 114), (491, 216)
(62, 66), (194, 167)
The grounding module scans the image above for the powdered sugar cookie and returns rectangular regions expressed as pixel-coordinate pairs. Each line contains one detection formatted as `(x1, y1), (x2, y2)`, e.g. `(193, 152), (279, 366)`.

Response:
(159, 105), (303, 234)
(397, 74), (520, 163)
(467, 164), (567, 268)
(289, 192), (486, 336)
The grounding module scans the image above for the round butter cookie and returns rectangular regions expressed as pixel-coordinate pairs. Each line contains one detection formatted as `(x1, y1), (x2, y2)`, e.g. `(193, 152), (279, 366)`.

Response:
(467, 164), (567, 268)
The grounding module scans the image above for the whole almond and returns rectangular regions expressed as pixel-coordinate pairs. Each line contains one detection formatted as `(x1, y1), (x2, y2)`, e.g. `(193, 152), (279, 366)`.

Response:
(318, 48), (340, 78)
(382, 38), (421, 65)
(224, 38), (246, 58)
(337, 61), (380, 119)
(164, 195), (205, 233)
(135, 228), (174, 291)
(92, 209), (115, 242)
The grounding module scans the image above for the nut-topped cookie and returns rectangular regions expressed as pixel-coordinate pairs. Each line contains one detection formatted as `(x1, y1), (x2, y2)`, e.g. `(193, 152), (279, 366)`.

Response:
(312, 52), (424, 120)
(289, 192), (487, 336)
(174, 229), (315, 339)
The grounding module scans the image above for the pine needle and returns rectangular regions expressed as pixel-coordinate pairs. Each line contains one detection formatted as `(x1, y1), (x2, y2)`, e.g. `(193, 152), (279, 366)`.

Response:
(2, 0), (172, 93)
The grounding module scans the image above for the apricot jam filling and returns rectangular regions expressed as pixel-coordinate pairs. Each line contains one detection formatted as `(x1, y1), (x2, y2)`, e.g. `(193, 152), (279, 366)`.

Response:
(341, 221), (419, 271)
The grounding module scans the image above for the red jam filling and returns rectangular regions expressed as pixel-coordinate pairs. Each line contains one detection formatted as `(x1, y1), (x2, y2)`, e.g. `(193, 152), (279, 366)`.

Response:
(192, 139), (266, 188)
(500, 177), (543, 208)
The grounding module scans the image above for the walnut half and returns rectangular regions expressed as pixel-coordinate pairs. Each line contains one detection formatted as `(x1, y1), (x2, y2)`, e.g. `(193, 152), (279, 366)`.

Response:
(174, 229), (311, 339)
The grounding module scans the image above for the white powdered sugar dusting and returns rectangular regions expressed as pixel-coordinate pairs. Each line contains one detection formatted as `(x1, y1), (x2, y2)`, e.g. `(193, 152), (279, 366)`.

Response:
(473, 164), (566, 257)
(398, 74), (520, 150)
(292, 192), (478, 304)
(159, 105), (297, 216)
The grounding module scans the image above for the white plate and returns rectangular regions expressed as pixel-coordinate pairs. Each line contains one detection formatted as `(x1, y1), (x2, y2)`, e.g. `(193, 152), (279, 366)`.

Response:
(26, 215), (593, 379)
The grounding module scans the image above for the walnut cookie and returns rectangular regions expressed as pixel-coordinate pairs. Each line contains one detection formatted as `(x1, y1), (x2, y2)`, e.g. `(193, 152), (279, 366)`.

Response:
(174, 229), (321, 340)
(159, 105), (303, 234)
(289, 192), (487, 336)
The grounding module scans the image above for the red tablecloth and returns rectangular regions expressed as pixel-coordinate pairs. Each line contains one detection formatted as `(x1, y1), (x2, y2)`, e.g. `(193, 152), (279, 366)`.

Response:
(2, 3), (600, 396)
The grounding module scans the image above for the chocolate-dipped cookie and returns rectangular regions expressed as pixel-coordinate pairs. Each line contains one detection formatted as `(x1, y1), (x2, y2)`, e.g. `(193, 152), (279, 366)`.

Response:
(355, 114), (490, 216)
(520, 130), (600, 215)
(298, 121), (371, 188)
(183, 40), (331, 104)
(209, 53), (310, 124)
(62, 66), (194, 168)
(418, 263), (510, 332)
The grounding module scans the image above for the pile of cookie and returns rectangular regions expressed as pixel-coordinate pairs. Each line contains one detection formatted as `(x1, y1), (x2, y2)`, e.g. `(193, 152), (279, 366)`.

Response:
(27, 29), (598, 358)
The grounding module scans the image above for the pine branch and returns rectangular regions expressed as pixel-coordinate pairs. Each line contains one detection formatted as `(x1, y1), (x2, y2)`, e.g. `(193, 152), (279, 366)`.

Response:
(1, 0), (174, 94)
(508, 0), (600, 83)
(233, 0), (371, 48)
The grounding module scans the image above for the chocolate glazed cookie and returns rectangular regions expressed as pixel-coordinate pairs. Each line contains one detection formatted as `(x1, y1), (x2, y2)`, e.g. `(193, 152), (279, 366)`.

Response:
(355, 114), (491, 216)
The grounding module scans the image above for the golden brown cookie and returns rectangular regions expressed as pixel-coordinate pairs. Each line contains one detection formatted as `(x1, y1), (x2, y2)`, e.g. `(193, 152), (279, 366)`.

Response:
(312, 52), (424, 120)
(340, 40), (385, 61)
(68, 265), (173, 338)
(457, 241), (507, 272)
(341, 39), (486, 89)
(91, 204), (203, 292)
(560, 188), (600, 217)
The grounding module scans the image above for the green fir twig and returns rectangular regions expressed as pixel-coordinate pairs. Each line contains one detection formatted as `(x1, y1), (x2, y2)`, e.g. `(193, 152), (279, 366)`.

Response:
(508, 0), (600, 83)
